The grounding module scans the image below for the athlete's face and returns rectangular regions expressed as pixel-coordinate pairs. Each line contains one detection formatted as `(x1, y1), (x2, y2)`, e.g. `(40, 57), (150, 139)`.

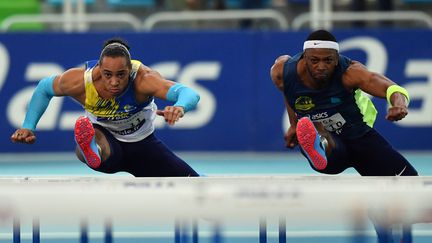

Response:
(303, 49), (338, 85)
(99, 56), (131, 97)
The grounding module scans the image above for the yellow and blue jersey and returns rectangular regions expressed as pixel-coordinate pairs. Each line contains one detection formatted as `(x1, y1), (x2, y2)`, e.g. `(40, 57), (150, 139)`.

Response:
(83, 60), (157, 142)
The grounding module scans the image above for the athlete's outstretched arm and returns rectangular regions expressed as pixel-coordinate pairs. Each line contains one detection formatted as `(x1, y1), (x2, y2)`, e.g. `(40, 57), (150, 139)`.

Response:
(11, 69), (85, 144)
(284, 102), (299, 148)
(135, 65), (200, 126)
(270, 55), (290, 91)
(343, 61), (409, 122)
(270, 55), (298, 148)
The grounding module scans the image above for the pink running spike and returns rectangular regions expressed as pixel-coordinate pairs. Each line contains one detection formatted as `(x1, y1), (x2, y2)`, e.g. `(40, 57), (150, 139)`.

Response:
(296, 117), (327, 170)
(74, 116), (101, 169)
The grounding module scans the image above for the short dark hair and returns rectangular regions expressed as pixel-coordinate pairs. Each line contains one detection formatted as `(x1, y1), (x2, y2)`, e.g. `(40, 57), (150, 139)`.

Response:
(99, 38), (132, 67)
(306, 29), (337, 42)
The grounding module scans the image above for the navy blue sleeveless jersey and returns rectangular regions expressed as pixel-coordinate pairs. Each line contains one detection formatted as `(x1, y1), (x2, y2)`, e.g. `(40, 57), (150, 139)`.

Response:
(282, 53), (373, 139)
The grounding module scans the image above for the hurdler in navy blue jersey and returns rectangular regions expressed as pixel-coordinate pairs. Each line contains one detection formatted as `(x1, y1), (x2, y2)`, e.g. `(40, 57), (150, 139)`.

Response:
(11, 38), (200, 177)
(271, 29), (418, 243)
(270, 29), (417, 177)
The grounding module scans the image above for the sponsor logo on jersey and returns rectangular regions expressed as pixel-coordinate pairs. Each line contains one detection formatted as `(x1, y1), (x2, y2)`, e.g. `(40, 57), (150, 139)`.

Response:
(295, 96), (315, 111)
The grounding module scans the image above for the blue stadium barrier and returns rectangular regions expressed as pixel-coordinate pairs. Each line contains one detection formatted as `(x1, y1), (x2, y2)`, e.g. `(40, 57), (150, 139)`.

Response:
(0, 30), (431, 152)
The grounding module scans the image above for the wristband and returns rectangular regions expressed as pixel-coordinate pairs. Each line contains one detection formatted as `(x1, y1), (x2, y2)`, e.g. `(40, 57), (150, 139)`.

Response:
(166, 83), (200, 112)
(386, 85), (410, 107)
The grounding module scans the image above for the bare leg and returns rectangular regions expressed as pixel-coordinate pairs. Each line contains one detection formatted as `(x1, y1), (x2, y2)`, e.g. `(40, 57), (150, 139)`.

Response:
(312, 121), (336, 156)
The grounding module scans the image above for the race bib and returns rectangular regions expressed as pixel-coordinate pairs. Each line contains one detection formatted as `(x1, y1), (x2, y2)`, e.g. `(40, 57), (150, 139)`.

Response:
(99, 110), (147, 135)
(316, 113), (346, 132)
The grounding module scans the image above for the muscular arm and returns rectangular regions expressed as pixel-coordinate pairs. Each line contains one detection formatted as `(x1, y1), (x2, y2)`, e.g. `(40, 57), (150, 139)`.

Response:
(135, 65), (200, 125)
(54, 68), (86, 103)
(271, 55), (297, 124)
(270, 55), (289, 92)
(134, 65), (176, 100)
(343, 61), (409, 121)
(343, 61), (394, 98)
(270, 55), (298, 148)
(11, 68), (85, 144)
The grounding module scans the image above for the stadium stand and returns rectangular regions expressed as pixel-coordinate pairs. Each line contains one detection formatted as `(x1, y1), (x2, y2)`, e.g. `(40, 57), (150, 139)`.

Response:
(0, 0), (44, 31)
(47, 0), (96, 6)
(107, 0), (157, 8)
(1, 0), (432, 31)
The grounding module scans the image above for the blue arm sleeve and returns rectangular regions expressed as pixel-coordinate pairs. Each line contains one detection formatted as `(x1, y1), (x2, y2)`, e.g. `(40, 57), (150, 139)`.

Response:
(22, 75), (57, 130)
(166, 83), (200, 112)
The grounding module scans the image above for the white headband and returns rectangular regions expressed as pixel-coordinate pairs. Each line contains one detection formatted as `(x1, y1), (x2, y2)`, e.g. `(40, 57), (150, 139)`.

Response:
(303, 40), (339, 51)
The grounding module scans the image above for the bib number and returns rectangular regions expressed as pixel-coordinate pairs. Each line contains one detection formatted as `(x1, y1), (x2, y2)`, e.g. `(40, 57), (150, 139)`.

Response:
(316, 113), (346, 132)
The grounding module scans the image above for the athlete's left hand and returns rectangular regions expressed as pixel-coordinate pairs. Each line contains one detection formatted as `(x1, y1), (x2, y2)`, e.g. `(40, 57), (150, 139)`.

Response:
(157, 106), (185, 125)
(386, 106), (408, 121)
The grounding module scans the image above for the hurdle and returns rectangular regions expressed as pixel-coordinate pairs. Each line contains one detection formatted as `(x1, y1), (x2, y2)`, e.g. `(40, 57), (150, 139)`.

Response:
(2, 176), (431, 243)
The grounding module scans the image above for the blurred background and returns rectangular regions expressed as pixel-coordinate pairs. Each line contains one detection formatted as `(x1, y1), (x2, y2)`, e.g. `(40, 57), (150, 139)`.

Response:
(0, 1), (432, 242)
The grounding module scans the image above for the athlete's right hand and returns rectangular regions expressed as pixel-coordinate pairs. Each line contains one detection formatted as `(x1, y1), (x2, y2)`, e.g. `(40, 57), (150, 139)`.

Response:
(284, 126), (298, 149)
(11, 128), (36, 144)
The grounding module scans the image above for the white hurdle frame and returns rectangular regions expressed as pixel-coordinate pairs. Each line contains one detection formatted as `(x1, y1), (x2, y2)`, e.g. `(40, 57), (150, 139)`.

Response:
(3, 176), (430, 243)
